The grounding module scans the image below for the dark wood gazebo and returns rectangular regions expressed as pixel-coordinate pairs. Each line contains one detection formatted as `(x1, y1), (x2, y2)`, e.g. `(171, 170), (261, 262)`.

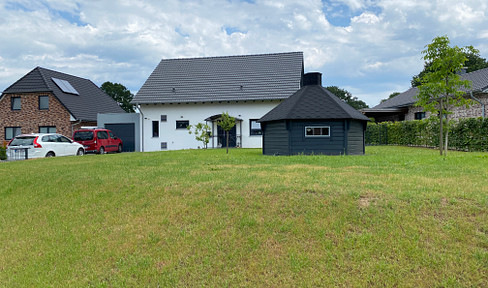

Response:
(259, 72), (370, 155)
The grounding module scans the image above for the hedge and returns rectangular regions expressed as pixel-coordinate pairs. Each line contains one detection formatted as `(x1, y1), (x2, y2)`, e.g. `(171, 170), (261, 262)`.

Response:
(366, 117), (488, 152)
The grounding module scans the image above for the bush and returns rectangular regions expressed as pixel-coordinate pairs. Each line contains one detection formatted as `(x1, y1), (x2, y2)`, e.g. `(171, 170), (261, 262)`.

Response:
(0, 146), (6, 160)
(366, 117), (488, 152)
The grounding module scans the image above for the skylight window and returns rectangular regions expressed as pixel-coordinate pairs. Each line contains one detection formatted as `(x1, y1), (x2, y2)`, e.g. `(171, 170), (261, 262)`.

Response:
(52, 77), (79, 95)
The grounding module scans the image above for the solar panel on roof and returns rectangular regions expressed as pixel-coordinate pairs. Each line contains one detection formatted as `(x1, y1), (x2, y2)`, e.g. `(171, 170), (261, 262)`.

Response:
(52, 77), (79, 95)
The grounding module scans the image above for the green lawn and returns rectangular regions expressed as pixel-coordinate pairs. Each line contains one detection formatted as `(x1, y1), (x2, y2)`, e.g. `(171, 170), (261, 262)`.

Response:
(1, 146), (487, 287)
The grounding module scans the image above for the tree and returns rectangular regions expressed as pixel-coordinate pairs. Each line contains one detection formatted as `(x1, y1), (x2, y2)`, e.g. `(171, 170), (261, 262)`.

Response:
(415, 35), (477, 156)
(101, 82), (135, 113)
(411, 51), (488, 87)
(326, 86), (369, 110)
(187, 123), (211, 149)
(380, 92), (401, 103)
(217, 112), (236, 154)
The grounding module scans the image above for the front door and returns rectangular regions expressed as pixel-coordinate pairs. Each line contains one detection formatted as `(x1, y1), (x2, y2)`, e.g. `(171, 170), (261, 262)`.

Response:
(217, 125), (236, 148)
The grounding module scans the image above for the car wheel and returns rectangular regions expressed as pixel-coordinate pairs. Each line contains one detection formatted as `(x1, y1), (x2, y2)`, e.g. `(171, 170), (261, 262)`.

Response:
(99, 146), (105, 154)
(77, 148), (84, 156)
(117, 144), (122, 153)
(46, 152), (55, 157)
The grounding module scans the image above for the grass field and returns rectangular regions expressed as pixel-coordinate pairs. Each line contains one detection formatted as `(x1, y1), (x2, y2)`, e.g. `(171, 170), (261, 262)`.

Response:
(1, 146), (487, 287)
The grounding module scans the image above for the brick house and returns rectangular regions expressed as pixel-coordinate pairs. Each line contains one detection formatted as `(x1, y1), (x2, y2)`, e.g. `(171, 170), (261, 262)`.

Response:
(0, 67), (125, 144)
(362, 67), (488, 122)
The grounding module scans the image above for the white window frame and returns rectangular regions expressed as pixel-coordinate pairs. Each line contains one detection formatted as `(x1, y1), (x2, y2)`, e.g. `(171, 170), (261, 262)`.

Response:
(305, 126), (330, 137)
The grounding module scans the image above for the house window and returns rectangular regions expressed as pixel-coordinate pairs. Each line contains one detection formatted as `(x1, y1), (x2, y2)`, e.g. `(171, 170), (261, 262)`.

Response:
(39, 126), (56, 133)
(305, 126), (330, 137)
(11, 97), (21, 110)
(176, 120), (189, 129)
(39, 96), (49, 110)
(414, 112), (426, 120)
(5, 127), (21, 140)
(161, 115), (167, 122)
(250, 119), (262, 135)
(152, 121), (159, 137)
(161, 142), (167, 149)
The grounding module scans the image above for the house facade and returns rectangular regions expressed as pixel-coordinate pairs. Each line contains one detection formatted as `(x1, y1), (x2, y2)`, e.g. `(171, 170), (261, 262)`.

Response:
(0, 67), (125, 144)
(363, 67), (488, 122)
(132, 52), (304, 151)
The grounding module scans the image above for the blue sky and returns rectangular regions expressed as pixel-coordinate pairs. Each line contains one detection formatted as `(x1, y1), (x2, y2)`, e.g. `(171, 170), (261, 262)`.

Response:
(1, 0), (487, 107)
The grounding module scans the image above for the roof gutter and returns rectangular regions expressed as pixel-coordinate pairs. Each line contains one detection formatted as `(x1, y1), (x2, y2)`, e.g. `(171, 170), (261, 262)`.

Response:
(470, 91), (485, 119)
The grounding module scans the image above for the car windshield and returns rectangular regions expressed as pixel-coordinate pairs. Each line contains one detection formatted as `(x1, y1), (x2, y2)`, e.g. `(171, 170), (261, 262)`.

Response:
(74, 131), (94, 141)
(9, 136), (36, 146)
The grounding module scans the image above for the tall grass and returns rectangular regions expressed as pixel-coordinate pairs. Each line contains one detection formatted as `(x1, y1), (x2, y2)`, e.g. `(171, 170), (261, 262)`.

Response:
(1, 147), (487, 287)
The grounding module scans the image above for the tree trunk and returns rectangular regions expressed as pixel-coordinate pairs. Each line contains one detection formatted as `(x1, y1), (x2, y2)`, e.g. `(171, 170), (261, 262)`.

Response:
(226, 131), (229, 154)
(439, 99), (444, 156)
(444, 99), (449, 156)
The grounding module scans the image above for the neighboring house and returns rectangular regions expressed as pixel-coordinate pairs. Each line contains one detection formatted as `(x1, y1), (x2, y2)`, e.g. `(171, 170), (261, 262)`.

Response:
(132, 52), (304, 151)
(259, 72), (369, 155)
(363, 67), (488, 122)
(0, 67), (125, 144)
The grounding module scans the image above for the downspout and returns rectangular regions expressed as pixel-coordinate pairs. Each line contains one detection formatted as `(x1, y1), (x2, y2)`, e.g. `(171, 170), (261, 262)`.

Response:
(71, 119), (82, 137)
(138, 104), (145, 152)
(470, 91), (485, 118)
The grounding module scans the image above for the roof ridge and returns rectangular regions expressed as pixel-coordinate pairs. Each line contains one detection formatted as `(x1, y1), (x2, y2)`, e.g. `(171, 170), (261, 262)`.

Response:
(159, 51), (303, 62)
(36, 67), (54, 91)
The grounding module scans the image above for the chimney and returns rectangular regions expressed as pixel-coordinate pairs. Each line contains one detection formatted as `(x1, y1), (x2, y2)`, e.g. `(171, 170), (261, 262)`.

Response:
(303, 72), (322, 86)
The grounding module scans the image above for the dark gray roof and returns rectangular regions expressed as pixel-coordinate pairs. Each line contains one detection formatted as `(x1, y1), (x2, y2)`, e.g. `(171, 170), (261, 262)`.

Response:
(373, 87), (419, 109)
(132, 52), (304, 104)
(2, 67), (125, 121)
(374, 67), (488, 109)
(259, 84), (370, 122)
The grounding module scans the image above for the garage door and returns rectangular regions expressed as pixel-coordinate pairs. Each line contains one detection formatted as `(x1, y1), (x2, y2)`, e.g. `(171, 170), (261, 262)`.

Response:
(105, 123), (135, 152)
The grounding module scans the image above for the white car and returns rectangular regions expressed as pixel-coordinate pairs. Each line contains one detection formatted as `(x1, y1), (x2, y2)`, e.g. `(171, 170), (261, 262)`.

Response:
(7, 133), (85, 160)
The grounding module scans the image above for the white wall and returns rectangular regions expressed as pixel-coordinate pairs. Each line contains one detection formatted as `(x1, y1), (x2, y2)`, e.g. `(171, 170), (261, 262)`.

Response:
(139, 100), (282, 151)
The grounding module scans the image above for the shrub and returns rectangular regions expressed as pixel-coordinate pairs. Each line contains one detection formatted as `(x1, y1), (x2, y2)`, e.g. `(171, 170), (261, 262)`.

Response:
(366, 117), (488, 152)
(0, 146), (6, 160)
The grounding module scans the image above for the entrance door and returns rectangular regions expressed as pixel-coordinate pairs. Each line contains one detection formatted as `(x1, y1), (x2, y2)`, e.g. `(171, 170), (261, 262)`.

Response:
(217, 125), (236, 148)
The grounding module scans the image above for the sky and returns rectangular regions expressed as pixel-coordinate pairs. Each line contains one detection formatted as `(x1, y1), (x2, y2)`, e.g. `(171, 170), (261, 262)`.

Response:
(0, 0), (487, 107)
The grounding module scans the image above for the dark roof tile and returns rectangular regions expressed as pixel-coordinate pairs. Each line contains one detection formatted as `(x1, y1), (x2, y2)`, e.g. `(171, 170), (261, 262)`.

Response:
(133, 52), (304, 104)
(259, 84), (370, 122)
(3, 67), (125, 121)
(374, 67), (488, 109)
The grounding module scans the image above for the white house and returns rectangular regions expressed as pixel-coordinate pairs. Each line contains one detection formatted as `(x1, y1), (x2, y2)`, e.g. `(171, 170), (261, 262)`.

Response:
(132, 52), (304, 151)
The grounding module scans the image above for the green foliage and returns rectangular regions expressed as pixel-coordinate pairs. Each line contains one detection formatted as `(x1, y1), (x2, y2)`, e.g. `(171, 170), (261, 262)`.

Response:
(0, 146), (6, 160)
(366, 117), (488, 152)
(411, 50), (488, 87)
(217, 112), (236, 154)
(101, 81), (135, 113)
(187, 123), (211, 148)
(326, 86), (369, 109)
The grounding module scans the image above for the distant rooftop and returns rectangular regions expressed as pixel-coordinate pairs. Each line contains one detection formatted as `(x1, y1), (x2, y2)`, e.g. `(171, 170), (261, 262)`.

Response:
(2, 67), (124, 121)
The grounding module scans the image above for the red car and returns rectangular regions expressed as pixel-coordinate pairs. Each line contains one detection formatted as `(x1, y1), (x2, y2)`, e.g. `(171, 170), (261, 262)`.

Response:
(73, 128), (122, 154)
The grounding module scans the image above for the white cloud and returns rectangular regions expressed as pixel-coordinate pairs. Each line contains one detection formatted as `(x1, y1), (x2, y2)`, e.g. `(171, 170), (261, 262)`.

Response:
(0, 0), (487, 106)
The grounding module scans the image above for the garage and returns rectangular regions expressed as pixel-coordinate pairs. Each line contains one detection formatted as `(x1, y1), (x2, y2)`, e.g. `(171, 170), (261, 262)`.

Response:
(105, 123), (135, 152)
(98, 112), (141, 152)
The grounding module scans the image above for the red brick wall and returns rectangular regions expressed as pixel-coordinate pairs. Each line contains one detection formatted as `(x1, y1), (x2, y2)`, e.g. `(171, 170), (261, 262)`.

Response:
(0, 92), (95, 142)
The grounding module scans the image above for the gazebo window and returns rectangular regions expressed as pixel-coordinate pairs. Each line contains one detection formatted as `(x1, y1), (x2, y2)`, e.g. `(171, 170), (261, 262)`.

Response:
(305, 126), (330, 137)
